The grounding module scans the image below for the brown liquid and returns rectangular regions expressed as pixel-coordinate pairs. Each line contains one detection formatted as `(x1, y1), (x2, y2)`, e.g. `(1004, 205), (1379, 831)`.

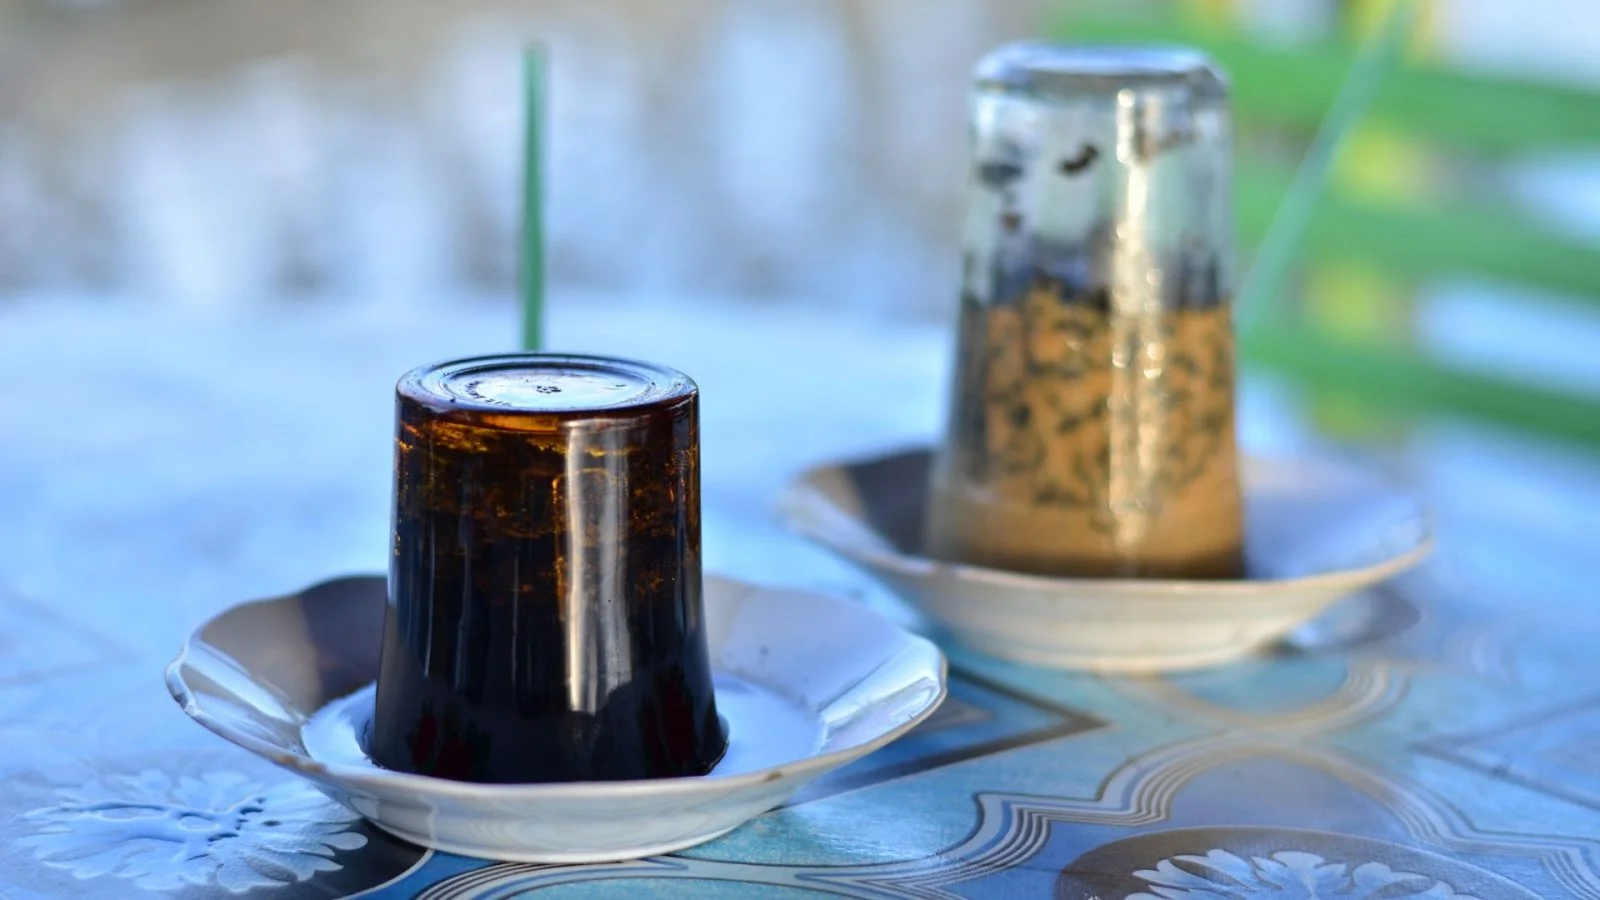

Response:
(926, 280), (1243, 578)
(369, 356), (726, 783)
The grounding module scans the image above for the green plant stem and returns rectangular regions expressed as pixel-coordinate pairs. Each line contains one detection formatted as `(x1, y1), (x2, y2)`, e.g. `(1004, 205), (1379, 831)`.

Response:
(520, 45), (546, 352)
(1234, 0), (1418, 336)
(1235, 165), (1600, 309)
(1055, 10), (1600, 155)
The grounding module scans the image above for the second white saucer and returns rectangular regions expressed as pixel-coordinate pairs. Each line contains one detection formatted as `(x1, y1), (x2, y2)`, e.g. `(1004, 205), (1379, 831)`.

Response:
(781, 447), (1431, 673)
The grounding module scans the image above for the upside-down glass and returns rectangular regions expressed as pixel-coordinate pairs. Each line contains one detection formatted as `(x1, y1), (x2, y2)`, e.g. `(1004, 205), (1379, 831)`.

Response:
(924, 43), (1244, 579)
(369, 354), (727, 783)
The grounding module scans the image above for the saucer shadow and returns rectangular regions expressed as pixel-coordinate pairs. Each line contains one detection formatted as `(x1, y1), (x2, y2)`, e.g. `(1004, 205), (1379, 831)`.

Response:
(843, 448), (932, 557)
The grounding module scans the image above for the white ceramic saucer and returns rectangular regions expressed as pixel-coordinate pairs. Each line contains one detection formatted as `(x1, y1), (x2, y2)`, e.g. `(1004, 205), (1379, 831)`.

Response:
(166, 575), (946, 863)
(780, 447), (1432, 673)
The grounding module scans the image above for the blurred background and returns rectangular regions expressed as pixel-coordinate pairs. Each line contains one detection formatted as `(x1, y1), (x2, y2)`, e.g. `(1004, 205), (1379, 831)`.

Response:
(4, 0), (1600, 451)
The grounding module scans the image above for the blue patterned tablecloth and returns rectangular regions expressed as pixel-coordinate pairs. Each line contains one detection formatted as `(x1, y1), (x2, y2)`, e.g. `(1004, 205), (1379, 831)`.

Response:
(0, 297), (1595, 898)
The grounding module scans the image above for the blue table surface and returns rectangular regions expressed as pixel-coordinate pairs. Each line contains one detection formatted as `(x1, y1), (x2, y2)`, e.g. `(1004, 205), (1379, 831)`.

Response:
(1, 295), (1597, 899)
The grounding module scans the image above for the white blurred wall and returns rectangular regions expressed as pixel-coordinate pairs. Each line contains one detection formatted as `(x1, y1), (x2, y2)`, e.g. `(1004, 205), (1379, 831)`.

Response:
(0, 0), (1596, 314)
(0, 0), (1046, 313)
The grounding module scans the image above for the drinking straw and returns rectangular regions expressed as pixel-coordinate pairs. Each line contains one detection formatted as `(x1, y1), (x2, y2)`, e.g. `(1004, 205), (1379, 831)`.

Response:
(1234, 0), (1418, 337)
(520, 44), (547, 352)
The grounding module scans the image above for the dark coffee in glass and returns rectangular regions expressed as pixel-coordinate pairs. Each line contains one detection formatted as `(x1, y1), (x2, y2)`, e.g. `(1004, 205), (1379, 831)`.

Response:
(369, 354), (726, 783)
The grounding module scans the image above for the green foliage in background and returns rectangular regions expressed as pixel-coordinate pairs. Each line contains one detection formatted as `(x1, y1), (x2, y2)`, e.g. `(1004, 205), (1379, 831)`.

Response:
(1051, 4), (1600, 450)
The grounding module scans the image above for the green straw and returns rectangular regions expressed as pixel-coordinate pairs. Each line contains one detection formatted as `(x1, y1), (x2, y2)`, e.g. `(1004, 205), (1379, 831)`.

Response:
(520, 44), (547, 352)
(1235, 0), (1419, 336)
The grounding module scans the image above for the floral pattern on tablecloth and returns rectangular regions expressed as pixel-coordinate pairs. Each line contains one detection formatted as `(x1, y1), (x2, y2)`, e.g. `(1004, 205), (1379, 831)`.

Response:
(20, 770), (366, 894)
(1129, 849), (1479, 899)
